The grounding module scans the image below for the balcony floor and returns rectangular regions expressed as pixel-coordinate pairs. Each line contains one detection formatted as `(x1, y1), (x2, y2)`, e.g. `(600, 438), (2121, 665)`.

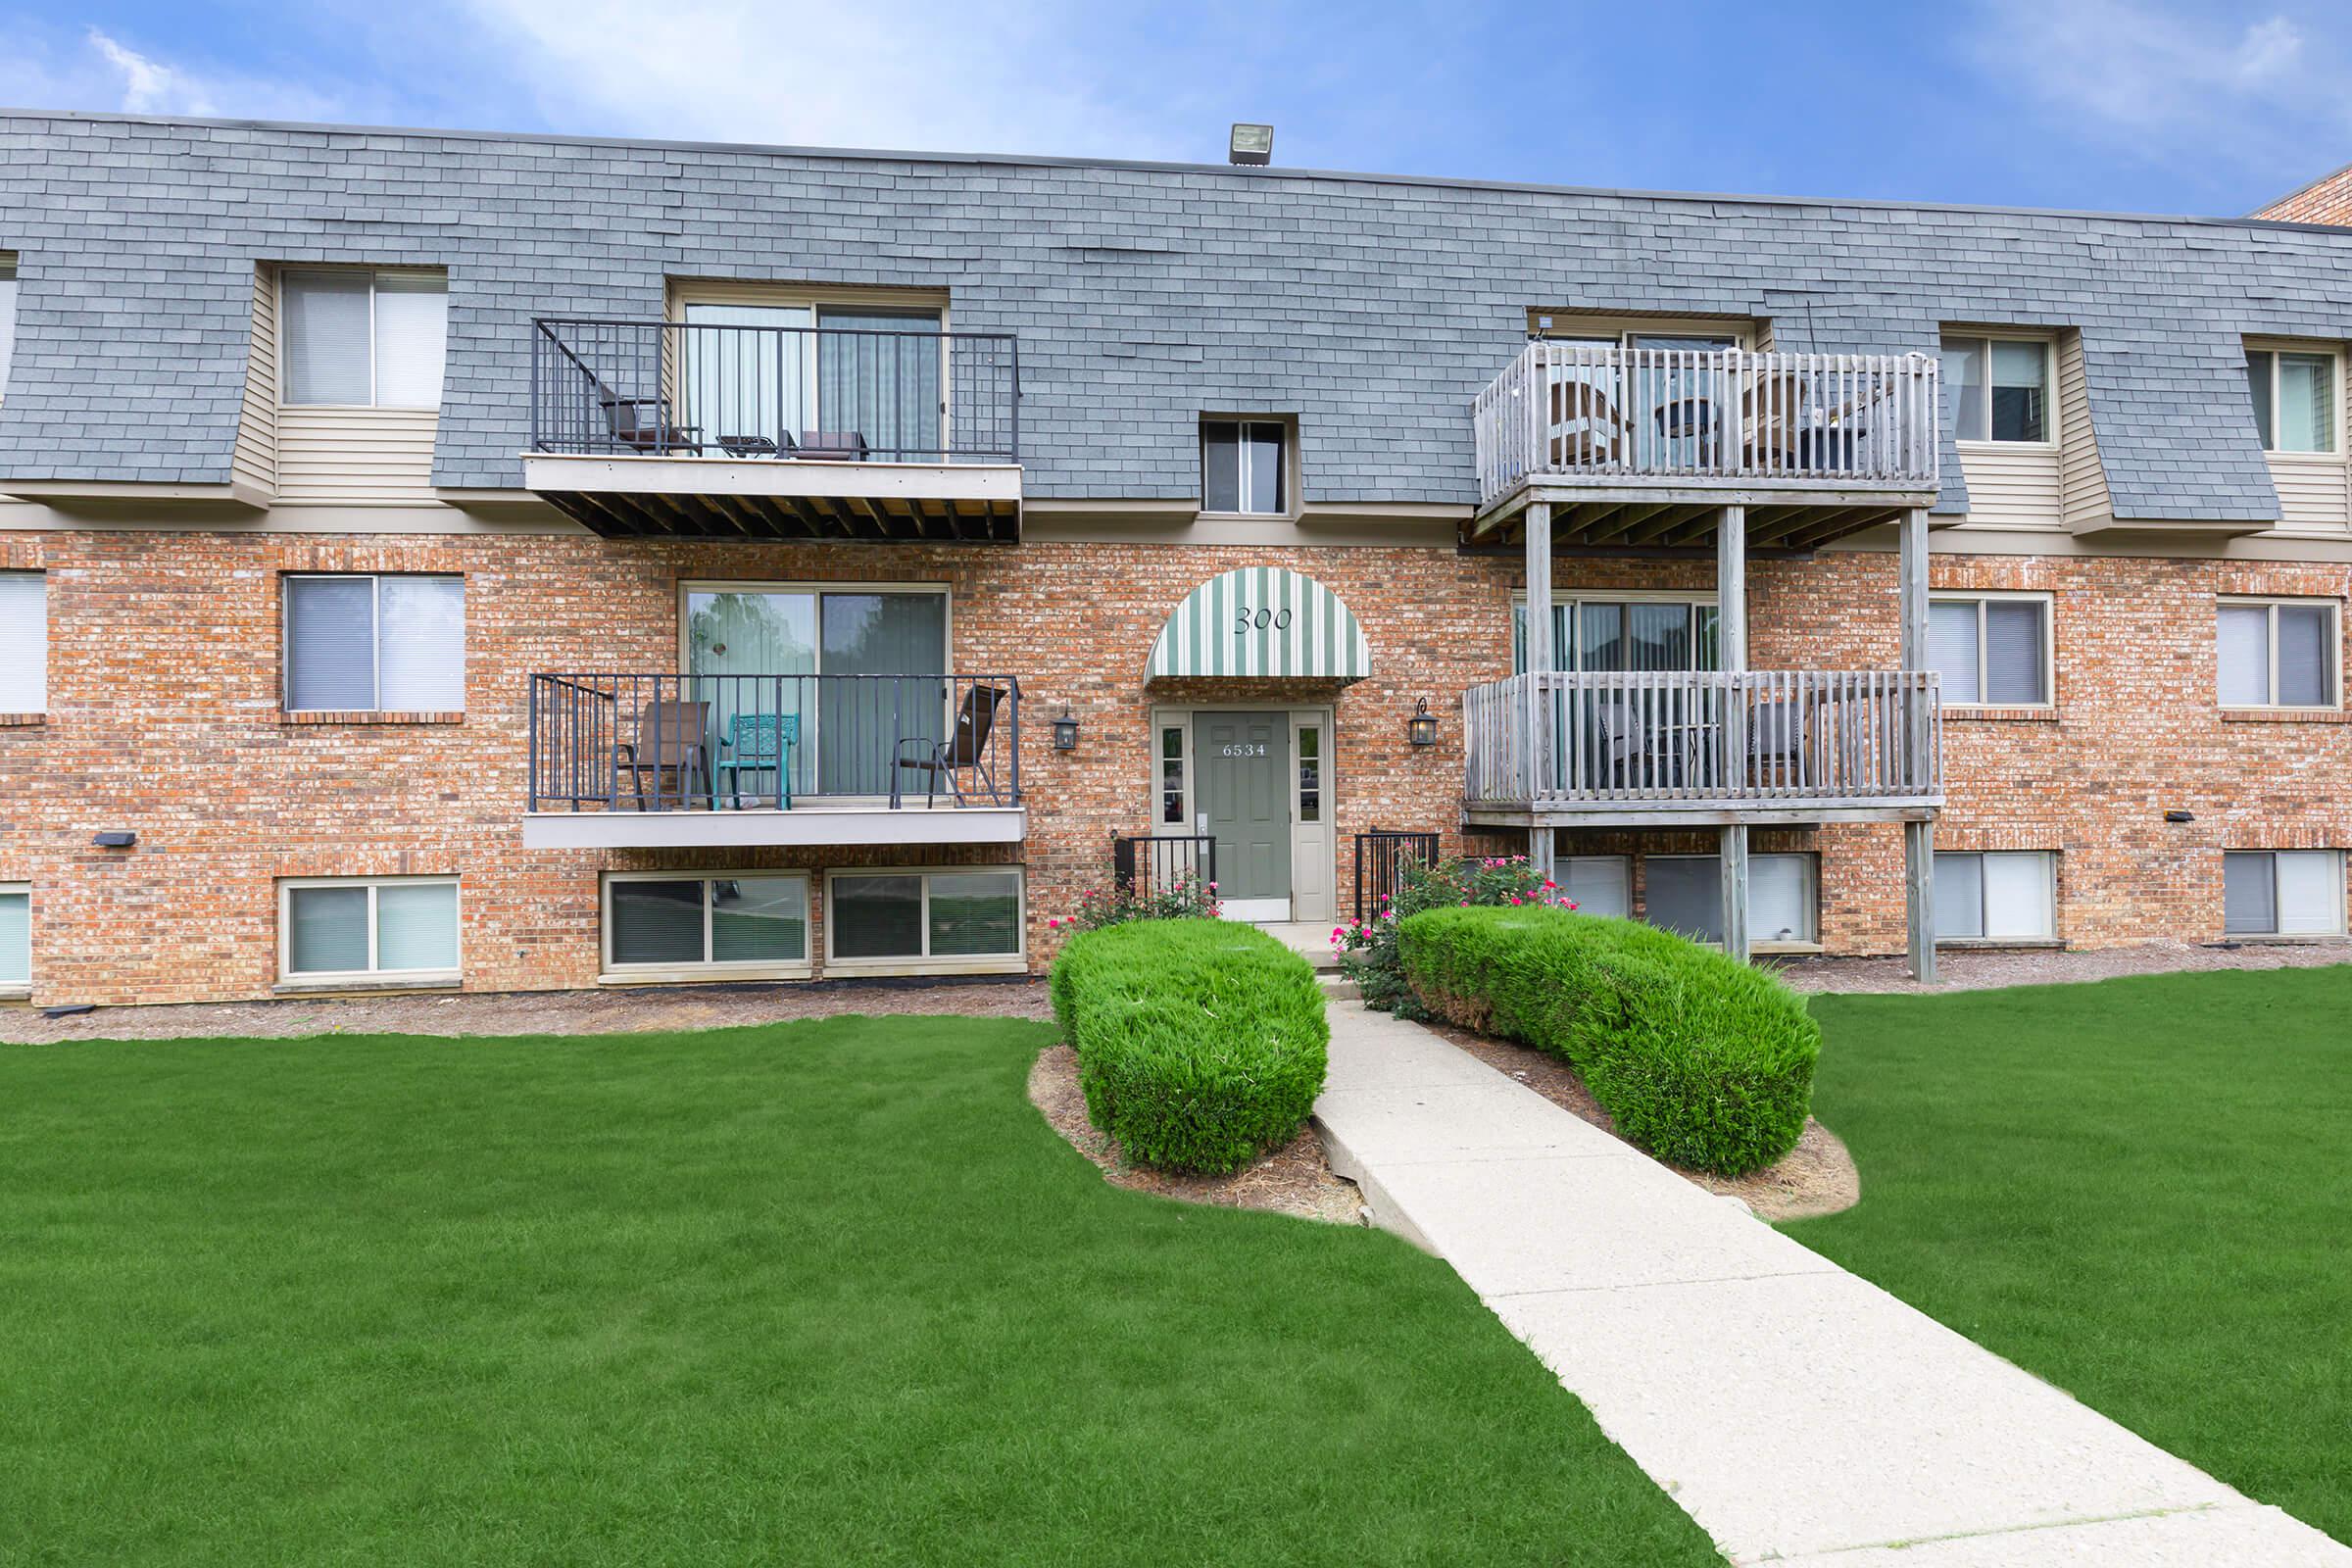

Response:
(1475, 474), (1939, 553)
(521, 803), (1026, 851)
(1465, 796), (1940, 829)
(522, 454), (1021, 543)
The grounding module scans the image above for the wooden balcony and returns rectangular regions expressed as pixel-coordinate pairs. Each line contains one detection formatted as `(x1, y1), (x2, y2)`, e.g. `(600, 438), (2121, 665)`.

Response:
(1470, 342), (1940, 549)
(1462, 669), (1942, 827)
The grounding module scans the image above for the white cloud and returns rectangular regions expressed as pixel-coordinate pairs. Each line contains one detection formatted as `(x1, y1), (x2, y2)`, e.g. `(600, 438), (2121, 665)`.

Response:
(0, 24), (361, 124)
(450, 0), (1200, 159)
(1973, 0), (2348, 179)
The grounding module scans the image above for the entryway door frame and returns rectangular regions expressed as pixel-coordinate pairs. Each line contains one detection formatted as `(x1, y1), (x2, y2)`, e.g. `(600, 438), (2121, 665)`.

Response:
(1148, 702), (1335, 924)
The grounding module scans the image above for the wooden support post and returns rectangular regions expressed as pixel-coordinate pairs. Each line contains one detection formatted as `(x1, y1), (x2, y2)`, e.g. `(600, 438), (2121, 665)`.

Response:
(1897, 507), (1937, 983)
(1720, 822), (1750, 963)
(1525, 504), (1555, 875)
(1716, 506), (1747, 671)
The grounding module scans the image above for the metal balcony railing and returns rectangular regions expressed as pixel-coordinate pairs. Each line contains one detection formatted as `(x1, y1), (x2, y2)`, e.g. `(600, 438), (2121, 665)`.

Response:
(527, 672), (1020, 813)
(529, 318), (1019, 464)
(1472, 342), (1939, 507)
(1463, 669), (1941, 812)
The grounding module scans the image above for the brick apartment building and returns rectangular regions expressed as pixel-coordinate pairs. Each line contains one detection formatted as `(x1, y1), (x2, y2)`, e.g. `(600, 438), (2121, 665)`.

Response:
(2, 111), (2350, 1006)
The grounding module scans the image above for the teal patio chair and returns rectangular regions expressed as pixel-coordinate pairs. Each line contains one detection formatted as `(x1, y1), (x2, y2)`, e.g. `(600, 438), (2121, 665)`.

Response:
(714, 711), (798, 809)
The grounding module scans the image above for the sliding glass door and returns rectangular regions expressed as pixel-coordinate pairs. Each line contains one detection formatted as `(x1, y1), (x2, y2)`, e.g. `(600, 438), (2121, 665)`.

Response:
(1516, 599), (1721, 790)
(676, 303), (943, 460)
(685, 588), (948, 801)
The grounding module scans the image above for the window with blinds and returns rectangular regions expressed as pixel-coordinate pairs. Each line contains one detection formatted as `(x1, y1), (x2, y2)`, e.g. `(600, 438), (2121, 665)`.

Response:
(1930, 594), (2050, 706)
(2218, 599), (2338, 709)
(1934, 852), (2056, 941)
(1642, 854), (1816, 945)
(0, 883), (26, 992)
(280, 877), (460, 981)
(284, 574), (465, 712)
(2244, 348), (2338, 454)
(1200, 419), (1289, 515)
(604, 873), (810, 973)
(279, 269), (448, 408)
(2223, 851), (2344, 936)
(0, 571), (45, 712)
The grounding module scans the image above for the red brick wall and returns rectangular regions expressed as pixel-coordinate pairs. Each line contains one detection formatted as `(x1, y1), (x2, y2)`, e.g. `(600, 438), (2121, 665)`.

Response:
(1, 529), (2347, 1004)
(2256, 170), (2352, 227)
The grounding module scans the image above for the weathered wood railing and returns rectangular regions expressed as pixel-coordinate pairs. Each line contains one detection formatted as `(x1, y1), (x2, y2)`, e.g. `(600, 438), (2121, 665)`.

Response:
(1472, 342), (1940, 508)
(1462, 670), (1941, 810)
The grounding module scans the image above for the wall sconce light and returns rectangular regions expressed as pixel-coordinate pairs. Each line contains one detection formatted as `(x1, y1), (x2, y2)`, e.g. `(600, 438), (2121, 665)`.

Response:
(2163, 809), (2195, 824)
(1407, 698), (1439, 748)
(1053, 710), (1080, 752)
(92, 831), (136, 849)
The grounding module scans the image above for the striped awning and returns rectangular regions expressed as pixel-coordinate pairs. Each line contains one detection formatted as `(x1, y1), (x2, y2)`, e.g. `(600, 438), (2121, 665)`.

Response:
(1146, 567), (1371, 682)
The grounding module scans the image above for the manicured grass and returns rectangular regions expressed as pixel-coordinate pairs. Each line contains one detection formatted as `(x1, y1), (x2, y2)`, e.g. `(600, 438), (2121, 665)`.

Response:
(1792, 968), (2352, 1544)
(0, 1018), (1717, 1566)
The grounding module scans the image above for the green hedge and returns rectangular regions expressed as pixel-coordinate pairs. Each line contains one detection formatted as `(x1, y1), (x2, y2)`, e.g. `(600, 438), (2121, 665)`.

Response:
(1051, 919), (1329, 1175)
(1399, 906), (1818, 1175)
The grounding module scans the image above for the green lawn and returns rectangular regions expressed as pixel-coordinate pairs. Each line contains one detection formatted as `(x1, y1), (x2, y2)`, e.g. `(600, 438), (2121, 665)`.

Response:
(0, 1017), (1716, 1567)
(1792, 968), (2352, 1544)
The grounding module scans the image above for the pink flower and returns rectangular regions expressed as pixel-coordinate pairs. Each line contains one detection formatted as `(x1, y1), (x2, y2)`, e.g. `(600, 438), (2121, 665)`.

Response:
(1332, 926), (1346, 939)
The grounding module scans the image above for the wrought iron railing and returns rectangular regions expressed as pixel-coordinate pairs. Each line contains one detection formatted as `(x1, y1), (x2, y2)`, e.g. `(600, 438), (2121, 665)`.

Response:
(1354, 830), (1441, 922)
(1473, 342), (1939, 506)
(528, 672), (1020, 812)
(1463, 669), (1941, 809)
(1112, 834), (1217, 901)
(530, 318), (1019, 463)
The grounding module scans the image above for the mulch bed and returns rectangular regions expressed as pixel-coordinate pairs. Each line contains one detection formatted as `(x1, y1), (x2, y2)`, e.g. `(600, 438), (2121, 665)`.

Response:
(1424, 1020), (1860, 1221)
(1026, 1045), (1364, 1226)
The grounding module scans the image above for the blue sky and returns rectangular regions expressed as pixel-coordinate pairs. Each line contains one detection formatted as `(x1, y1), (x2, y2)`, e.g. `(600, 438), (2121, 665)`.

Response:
(4, 0), (2349, 216)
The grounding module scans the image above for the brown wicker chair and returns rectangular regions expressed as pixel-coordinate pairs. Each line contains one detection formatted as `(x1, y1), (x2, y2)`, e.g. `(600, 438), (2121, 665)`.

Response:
(614, 699), (712, 810)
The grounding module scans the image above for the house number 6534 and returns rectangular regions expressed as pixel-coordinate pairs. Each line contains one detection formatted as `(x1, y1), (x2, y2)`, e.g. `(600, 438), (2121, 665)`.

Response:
(1235, 607), (1294, 633)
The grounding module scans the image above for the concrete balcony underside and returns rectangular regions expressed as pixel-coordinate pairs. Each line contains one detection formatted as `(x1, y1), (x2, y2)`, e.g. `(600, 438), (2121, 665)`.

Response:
(521, 453), (1022, 543)
(1474, 475), (1941, 552)
(521, 803), (1026, 851)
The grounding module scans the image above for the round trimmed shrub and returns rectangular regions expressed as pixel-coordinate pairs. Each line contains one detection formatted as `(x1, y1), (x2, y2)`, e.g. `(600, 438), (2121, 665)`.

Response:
(1052, 919), (1329, 1175)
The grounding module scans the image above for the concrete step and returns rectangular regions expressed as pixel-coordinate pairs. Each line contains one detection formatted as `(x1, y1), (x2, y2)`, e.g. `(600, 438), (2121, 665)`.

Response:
(1316, 972), (1360, 1002)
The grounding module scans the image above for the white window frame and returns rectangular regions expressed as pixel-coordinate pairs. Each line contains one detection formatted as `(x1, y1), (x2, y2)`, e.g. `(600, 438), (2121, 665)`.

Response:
(2217, 596), (2342, 711)
(600, 870), (812, 981)
(1941, 331), (2058, 447)
(0, 880), (28, 997)
(2243, 340), (2343, 457)
(1552, 854), (1632, 918)
(0, 569), (46, 714)
(281, 572), (466, 714)
(1934, 851), (2059, 945)
(1199, 417), (1293, 518)
(2223, 850), (2347, 938)
(1931, 591), (2055, 709)
(821, 865), (1027, 976)
(275, 267), (449, 410)
(276, 875), (461, 985)
(1642, 852), (1820, 949)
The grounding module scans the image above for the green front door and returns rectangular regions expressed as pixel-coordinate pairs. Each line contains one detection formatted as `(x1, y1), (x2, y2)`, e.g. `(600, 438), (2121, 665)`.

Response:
(1194, 712), (1292, 904)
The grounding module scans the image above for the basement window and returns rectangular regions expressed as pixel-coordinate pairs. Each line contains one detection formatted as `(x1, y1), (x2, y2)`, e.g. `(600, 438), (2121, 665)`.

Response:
(2224, 851), (2345, 936)
(280, 877), (460, 984)
(0, 882), (26, 994)
(604, 872), (810, 976)
(1934, 852), (2057, 941)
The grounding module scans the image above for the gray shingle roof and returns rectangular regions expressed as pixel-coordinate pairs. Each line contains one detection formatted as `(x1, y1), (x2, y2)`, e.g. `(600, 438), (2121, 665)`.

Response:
(5, 110), (2351, 521)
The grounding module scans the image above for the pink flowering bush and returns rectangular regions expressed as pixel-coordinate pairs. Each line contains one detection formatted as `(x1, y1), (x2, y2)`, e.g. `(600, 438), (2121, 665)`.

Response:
(1334, 853), (1577, 1017)
(1045, 870), (1220, 935)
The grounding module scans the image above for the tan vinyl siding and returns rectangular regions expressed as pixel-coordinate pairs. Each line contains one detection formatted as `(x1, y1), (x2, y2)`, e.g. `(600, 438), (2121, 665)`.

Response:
(273, 407), (438, 505)
(233, 265), (278, 497)
(1955, 442), (2062, 529)
(2055, 331), (2111, 530)
(2268, 452), (2352, 533)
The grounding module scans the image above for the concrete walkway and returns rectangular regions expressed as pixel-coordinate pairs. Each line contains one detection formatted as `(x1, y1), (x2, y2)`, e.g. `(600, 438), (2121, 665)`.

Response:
(1313, 1005), (2352, 1566)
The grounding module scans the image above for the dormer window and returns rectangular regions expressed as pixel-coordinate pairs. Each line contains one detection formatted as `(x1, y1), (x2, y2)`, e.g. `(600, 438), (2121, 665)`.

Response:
(2245, 346), (2338, 454)
(1200, 418), (1290, 515)
(280, 269), (448, 408)
(1940, 333), (2051, 443)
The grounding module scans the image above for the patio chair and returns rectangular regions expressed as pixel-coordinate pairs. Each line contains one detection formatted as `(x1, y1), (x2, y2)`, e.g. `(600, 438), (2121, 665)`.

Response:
(599, 394), (702, 455)
(613, 698), (711, 810)
(714, 711), (798, 809)
(1546, 375), (1626, 467)
(893, 684), (1008, 808)
(1740, 368), (1811, 472)
(794, 429), (871, 462)
(1746, 692), (1816, 790)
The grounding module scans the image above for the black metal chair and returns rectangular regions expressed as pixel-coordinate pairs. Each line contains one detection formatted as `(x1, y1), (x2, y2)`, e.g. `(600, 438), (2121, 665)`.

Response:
(893, 685), (1008, 807)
